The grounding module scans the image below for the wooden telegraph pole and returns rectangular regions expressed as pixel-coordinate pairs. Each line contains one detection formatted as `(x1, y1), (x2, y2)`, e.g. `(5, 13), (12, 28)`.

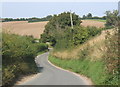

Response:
(70, 10), (73, 29)
(70, 10), (74, 44)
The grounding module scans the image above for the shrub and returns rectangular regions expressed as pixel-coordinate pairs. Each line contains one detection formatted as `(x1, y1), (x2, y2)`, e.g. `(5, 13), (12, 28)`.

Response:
(105, 10), (119, 27)
(2, 33), (48, 86)
(34, 43), (48, 52)
(104, 29), (119, 85)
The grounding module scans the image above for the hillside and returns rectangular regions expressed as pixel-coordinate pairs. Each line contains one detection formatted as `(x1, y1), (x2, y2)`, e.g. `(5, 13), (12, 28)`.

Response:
(52, 29), (114, 60)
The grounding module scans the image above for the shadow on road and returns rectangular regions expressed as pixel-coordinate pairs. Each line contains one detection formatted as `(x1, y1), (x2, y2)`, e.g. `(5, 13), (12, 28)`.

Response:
(38, 67), (44, 72)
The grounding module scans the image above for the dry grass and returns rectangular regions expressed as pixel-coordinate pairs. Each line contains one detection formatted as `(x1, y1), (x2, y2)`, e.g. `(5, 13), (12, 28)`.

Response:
(52, 29), (115, 60)
(2, 21), (48, 39)
(81, 20), (105, 28)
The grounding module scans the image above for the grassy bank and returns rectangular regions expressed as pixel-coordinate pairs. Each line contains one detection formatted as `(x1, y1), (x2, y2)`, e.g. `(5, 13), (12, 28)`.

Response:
(49, 56), (106, 85)
(49, 55), (118, 85)
(2, 33), (48, 86)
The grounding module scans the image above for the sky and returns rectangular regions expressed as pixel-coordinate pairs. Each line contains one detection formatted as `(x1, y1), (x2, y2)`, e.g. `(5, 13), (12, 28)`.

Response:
(1, 2), (118, 18)
(1, 0), (119, 2)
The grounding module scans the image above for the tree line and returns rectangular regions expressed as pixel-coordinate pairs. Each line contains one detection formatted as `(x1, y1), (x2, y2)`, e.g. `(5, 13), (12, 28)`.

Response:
(1, 15), (52, 22)
(82, 13), (106, 20)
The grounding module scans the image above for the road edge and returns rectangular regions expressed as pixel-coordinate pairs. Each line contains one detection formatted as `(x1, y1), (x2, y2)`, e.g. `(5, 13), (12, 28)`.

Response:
(47, 56), (93, 85)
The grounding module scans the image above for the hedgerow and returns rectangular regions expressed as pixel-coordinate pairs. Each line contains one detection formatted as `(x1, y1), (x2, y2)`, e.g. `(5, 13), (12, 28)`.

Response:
(2, 33), (48, 86)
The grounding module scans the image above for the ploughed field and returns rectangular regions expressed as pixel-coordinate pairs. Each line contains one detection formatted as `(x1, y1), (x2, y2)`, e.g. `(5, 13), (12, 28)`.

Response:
(2, 20), (105, 39)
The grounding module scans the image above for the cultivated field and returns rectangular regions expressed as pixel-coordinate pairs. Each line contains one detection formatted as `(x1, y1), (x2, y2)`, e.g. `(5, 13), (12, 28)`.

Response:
(2, 20), (105, 39)
(81, 20), (105, 28)
(2, 21), (48, 39)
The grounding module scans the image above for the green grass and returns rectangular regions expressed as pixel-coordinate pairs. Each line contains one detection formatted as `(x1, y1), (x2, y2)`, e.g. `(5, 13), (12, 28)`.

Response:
(84, 19), (106, 22)
(49, 55), (118, 85)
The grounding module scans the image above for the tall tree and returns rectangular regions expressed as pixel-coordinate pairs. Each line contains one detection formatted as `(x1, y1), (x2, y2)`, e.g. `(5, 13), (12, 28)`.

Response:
(83, 15), (86, 19)
(87, 13), (92, 18)
(41, 12), (81, 45)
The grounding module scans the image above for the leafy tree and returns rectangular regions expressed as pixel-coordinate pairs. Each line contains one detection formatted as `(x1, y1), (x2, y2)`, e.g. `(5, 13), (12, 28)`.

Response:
(87, 13), (92, 18)
(73, 26), (89, 45)
(102, 16), (106, 20)
(82, 15), (86, 19)
(41, 12), (81, 44)
(105, 10), (119, 27)
(41, 12), (102, 50)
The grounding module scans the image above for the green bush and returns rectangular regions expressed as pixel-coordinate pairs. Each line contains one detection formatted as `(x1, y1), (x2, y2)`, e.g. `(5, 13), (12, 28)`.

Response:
(2, 33), (48, 86)
(73, 26), (89, 45)
(104, 29), (119, 85)
(87, 26), (102, 37)
(53, 26), (102, 50)
(35, 43), (48, 52)
(105, 10), (119, 27)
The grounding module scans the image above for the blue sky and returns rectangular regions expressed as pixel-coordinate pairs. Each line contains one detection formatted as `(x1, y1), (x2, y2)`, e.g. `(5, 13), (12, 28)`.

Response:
(2, 2), (118, 18)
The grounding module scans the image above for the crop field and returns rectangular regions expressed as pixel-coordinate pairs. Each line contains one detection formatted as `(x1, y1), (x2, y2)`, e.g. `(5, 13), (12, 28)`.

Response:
(2, 21), (48, 39)
(2, 20), (105, 39)
(81, 20), (105, 28)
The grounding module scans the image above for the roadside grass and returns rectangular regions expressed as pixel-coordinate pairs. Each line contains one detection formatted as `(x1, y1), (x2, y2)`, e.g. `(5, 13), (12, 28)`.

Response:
(84, 19), (106, 22)
(49, 55), (108, 85)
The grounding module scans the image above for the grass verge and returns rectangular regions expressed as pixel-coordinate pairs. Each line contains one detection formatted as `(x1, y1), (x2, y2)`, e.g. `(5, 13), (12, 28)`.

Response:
(49, 55), (118, 85)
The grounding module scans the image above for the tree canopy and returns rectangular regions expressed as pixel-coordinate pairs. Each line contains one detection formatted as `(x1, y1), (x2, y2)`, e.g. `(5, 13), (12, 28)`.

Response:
(41, 12), (81, 44)
(41, 12), (102, 50)
(105, 10), (119, 27)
